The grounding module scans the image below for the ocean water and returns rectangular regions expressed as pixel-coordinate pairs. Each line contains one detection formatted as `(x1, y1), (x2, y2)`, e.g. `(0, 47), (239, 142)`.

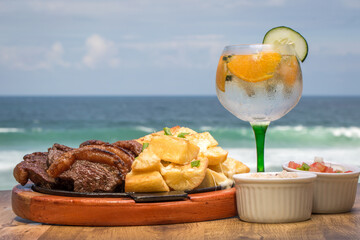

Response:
(1, 96), (359, 190)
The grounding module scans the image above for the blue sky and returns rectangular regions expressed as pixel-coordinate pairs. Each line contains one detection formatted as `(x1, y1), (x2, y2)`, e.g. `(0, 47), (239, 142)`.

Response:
(0, 0), (359, 96)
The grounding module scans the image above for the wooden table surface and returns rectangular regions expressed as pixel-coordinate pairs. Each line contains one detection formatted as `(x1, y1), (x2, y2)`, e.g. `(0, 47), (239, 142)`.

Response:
(1, 185), (359, 240)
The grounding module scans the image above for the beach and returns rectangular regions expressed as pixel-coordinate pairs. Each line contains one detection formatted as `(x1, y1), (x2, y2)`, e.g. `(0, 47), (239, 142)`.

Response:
(1, 96), (360, 190)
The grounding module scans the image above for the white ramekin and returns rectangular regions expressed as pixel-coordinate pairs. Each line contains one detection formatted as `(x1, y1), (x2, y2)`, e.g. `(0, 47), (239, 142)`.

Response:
(233, 172), (317, 223)
(283, 161), (360, 213)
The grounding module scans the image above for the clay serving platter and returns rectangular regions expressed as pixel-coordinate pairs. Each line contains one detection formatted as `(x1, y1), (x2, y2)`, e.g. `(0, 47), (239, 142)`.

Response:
(12, 184), (237, 226)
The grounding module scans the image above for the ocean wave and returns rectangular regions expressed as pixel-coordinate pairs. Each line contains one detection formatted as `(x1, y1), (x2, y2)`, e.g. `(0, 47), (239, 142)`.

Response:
(2, 125), (360, 139)
(31, 127), (43, 132)
(1, 125), (359, 151)
(199, 126), (215, 131)
(272, 125), (360, 139)
(205, 125), (360, 139)
(272, 125), (306, 132)
(0, 128), (25, 133)
(330, 127), (360, 138)
(0, 150), (28, 171)
(134, 126), (156, 133)
(0, 127), (43, 134)
(199, 125), (360, 148)
(0, 162), (17, 171)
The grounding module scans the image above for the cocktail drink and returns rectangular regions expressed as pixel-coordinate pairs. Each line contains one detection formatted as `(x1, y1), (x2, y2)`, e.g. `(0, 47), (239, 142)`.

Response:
(216, 44), (303, 172)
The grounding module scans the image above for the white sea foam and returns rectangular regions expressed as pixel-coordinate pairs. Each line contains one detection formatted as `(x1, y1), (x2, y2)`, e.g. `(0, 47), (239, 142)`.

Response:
(199, 126), (215, 131)
(0, 150), (29, 170)
(330, 127), (360, 138)
(209, 125), (360, 137)
(272, 125), (305, 132)
(135, 126), (156, 133)
(0, 128), (25, 133)
(0, 162), (17, 171)
(0, 150), (36, 190)
(31, 127), (43, 132)
(264, 125), (360, 139)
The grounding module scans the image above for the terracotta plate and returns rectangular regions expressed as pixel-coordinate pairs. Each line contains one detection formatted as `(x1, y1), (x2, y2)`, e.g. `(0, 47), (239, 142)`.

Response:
(12, 184), (237, 226)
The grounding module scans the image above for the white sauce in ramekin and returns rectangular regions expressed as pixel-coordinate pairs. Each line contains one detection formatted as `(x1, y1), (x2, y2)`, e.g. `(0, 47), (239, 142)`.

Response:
(250, 170), (298, 178)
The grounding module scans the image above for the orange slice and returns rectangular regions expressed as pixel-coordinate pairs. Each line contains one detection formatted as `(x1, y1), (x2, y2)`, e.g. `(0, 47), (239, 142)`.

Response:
(227, 52), (281, 82)
(278, 56), (300, 86)
(216, 56), (227, 92)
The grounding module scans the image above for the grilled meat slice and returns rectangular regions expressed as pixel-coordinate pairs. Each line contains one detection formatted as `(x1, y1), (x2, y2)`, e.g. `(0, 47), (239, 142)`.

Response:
(47, 147), (129, 179)
(13, 152), (56, 188)
(81, 144), (134, 171)
(112, 140), (142, 157)
(58, 160), (122, 192)
(80, 140), (142, 158)
(79, 140), (109, 148)
(15, 139), (142, 192)
(47, 143), (73, 167)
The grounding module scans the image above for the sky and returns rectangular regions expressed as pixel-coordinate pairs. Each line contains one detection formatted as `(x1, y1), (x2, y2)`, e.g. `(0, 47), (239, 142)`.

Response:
(0, 0), (359, 96)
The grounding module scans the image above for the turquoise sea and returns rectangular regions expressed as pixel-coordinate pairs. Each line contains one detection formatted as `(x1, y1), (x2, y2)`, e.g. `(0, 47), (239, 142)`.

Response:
(1, 96), (360, 190)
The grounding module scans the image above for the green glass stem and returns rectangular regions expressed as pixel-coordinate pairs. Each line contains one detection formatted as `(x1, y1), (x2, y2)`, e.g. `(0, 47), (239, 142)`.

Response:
(251, 122), (270, 172)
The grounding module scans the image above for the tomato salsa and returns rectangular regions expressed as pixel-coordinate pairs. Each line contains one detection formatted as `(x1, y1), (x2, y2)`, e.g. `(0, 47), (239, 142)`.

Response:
(288, 160), (352, 173)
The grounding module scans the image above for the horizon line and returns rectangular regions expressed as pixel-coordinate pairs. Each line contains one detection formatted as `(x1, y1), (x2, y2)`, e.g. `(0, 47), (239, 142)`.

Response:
(0, 94), (359, 98)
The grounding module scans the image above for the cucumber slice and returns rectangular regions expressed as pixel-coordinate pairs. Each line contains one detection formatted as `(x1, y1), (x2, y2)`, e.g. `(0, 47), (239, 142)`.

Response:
(263, 26), (308, 62)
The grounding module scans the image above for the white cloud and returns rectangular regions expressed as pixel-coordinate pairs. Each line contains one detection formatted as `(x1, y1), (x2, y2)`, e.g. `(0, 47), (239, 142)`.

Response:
(81, 34), (226, 70)
(0, 42), (68, 70)
(0, 34), (224, 70)
(46, 42), (69, 67)
(2, 33), (360, 72)
(82, 34), (120, 68)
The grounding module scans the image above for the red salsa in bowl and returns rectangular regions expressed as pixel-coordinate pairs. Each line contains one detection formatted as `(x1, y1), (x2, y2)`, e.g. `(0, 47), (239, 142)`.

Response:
(288, 160), (353, 173)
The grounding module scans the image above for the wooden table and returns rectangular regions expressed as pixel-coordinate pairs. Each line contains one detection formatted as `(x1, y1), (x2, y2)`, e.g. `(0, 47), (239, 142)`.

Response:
(1, 185), (359, 240)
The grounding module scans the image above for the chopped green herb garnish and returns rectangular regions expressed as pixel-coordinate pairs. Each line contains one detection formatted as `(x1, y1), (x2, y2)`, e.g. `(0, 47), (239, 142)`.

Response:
(142, 142), (149, 151)
(163, 127), (172, 136)
(191, 160), (200, 168)
(296, 163), (310, 171)
(177, 132), (190, 138)
(302, 163), (310, 171)
(225, 75), (232, 81)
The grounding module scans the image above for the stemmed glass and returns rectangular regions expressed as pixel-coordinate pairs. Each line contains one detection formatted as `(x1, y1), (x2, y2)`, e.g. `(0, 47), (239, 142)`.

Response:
(216, 44), (302, 172)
